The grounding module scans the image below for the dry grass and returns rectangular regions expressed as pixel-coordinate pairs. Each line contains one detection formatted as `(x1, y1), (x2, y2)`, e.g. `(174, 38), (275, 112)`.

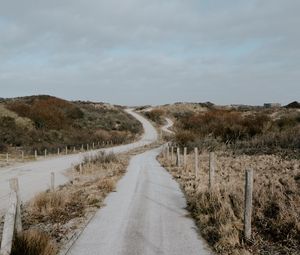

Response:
(11, 229), (57, 255)
(1, 143), (163, 254)
(159, 151), (300, 254)
(18, 151), (128, 253)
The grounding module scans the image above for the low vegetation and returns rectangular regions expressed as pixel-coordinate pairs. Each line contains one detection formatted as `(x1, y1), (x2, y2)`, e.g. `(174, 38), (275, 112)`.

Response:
(12, 229), (57, 255)
(11, 151), (128, 253)
(172, 107), (300, 158)
(154, 102), (300, 254)
(0, 95), (142, 154)
(159, 151), (300, 255)
(143, 108), (165, 125)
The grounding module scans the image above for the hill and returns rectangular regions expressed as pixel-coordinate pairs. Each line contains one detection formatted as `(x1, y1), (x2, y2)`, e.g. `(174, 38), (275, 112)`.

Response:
(0, 95), (142, 153)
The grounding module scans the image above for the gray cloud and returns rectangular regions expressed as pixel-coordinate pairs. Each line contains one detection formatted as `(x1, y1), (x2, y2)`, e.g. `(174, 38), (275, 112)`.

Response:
(0, 0), (299, 105)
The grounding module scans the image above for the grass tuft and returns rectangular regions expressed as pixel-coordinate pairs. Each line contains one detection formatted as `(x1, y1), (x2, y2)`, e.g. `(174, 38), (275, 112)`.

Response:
(11, 229), (57, 255)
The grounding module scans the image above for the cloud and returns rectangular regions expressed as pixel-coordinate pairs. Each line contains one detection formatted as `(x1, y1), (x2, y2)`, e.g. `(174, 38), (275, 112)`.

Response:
(0, 0), (299, 105)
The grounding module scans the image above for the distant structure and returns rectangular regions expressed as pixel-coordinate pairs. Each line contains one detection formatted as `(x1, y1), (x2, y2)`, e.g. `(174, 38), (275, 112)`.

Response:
(285, 101), (300, 109)
(264, 103), (281, 108)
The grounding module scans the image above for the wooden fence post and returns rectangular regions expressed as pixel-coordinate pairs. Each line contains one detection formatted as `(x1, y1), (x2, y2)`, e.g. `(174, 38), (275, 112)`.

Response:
(183, 147), (187, 169)
(0, 191), (17, 255)
(65, 146), (68, 155)
(34, 150), (37, 159)
(87, 144), (89, 151)
(9, 178), (22, 234)
(244, 169), (254, 240)
(58, 148), (60, 155)
(44, 149), (47, 158)
(6, 153), (8, 163)
(194, 147), (199, 178)
(171, 147), (174, 164)
(50, 172), (55, 192)
(92, 142), (95, 149)
(166, 146), (170, 160)
(176, 147), (181, 167)
(209, 152), (215, 189)
(21, 151), (24, 161)
(73, 146), (76, 153)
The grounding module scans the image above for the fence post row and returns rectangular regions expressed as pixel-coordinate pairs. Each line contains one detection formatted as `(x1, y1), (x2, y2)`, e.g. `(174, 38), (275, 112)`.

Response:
(163, 147), (254, 241)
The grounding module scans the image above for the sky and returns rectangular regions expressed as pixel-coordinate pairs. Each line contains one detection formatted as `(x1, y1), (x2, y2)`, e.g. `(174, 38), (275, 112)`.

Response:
(0, 0), (299, 106)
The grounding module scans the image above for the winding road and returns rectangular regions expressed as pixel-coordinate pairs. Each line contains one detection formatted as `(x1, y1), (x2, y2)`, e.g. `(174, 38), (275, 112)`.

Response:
(67, 117), (212, 255)
(0, 109), (157, 214)
(1, 110), (212, 255)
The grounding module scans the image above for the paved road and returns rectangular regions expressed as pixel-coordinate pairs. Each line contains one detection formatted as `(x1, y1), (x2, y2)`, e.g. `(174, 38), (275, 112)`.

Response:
(161, 118), (174, 134)
(68, 147), (212, 255)
(0, 109), (157, 214)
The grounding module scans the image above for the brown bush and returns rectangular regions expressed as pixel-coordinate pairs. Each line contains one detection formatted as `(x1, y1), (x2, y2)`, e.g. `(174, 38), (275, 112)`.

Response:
(11, 229), (57, 255)
(0, 116), (25, 147)
(175, 130), (195, 147)
(145, 109), (165, 124)
(1, 95), (142, 153)
(174, 109), (300, 156)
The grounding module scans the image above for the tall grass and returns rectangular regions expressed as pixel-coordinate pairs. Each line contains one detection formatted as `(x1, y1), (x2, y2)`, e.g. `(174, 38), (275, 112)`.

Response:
(159, 152), (300, 254)
(11, 229), (57, 255)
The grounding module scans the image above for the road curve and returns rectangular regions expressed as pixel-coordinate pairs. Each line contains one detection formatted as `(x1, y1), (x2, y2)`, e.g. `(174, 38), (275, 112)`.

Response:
(67, 147), (212, 255)
(161, 118), (174, 134)
(0, 109), (157, 214)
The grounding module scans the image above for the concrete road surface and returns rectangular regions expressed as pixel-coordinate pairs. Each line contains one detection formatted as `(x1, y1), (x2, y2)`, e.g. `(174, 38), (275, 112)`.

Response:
(67, 147), (212, 255)
(0, 109), (157, 214)
(161, 118), (174, 134)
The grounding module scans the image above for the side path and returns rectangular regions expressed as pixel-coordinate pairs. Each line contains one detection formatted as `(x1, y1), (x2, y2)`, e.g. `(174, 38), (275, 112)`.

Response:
(0, 109), (157, 214)
(67, 147), (213, 255)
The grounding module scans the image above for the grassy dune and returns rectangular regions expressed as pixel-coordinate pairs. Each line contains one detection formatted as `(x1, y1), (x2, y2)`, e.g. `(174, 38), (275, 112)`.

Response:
(0, 95), (142, 154)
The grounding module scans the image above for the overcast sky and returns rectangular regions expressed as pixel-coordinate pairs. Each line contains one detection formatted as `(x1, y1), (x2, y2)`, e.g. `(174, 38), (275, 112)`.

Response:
(0, 0), (299, 106)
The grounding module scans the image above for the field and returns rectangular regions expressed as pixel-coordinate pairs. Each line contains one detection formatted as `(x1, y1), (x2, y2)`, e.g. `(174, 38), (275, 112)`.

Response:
(159, 151), (300, 254)
(0, 95), (142, 156)
(155, 102), (300, 254)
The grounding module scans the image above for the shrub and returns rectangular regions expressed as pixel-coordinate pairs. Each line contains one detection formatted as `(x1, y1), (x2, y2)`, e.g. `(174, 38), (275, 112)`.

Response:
(1, 96), (142, 153)
(145, 109), (165, 124)
(0, 116), (24, 146)
(175, 130), (195, 147)
(11, 229), (57, 255)
(174, 109), (299, 156)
